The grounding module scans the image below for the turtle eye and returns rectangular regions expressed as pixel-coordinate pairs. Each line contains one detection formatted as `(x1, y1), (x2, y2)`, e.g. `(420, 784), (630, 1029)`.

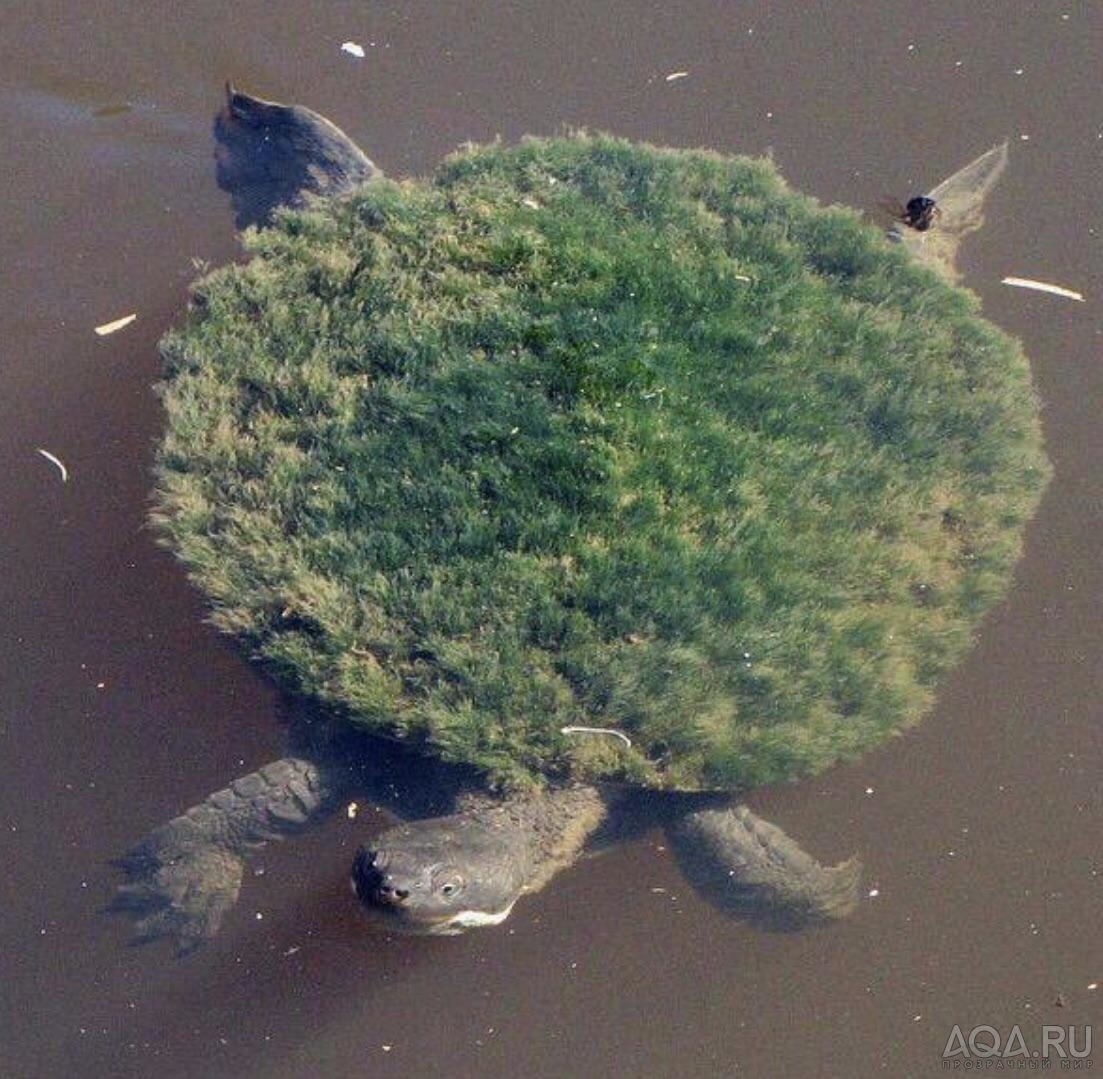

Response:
(439, 876), (465, 899)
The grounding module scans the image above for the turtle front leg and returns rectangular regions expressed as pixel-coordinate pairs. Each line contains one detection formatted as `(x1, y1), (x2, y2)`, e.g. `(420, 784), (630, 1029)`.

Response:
(111, 757), (346, 953)
(667, 803), (862, 926)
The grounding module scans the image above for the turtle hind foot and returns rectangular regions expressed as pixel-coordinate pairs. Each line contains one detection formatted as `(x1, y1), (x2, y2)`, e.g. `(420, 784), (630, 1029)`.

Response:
(214, 83), (379, 229)
(110, 830), (245, 955)
(668, 805), (863, 929)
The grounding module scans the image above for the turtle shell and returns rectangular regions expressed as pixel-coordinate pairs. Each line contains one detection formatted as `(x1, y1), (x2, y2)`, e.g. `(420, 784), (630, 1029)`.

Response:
(155, 135), (1048, 791)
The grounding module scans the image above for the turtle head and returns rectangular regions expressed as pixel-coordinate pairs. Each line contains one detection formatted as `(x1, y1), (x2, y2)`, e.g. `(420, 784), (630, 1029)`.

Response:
(351, 816), (528, 934)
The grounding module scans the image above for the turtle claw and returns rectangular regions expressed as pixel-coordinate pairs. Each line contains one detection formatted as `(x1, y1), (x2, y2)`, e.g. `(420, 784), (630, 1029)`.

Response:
(110, 841), (244, 955)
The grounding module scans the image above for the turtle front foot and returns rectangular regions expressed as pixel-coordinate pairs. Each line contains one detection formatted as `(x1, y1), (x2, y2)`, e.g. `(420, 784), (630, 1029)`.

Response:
(668, 804), (861, 927)
(110, 824), (245, 955)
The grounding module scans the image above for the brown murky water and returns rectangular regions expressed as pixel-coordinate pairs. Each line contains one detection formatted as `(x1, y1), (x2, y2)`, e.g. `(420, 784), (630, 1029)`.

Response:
(1, 2), (1099, 1076)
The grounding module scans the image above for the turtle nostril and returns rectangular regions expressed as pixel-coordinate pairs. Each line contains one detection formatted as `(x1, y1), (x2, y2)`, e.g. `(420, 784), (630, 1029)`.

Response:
(373, 878), (410, 905)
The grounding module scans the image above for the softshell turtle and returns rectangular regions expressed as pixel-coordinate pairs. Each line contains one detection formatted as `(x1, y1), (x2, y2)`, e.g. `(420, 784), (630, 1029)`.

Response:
(112, 87), (1046, 951)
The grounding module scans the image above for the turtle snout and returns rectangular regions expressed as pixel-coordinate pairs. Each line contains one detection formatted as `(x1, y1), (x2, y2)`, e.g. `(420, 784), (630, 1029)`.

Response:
(376, 880), (410, 905)
(351, 847), (410, 907)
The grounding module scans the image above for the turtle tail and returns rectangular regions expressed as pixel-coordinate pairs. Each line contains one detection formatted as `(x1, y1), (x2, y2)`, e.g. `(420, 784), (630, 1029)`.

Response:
(668, 804), (863, 927)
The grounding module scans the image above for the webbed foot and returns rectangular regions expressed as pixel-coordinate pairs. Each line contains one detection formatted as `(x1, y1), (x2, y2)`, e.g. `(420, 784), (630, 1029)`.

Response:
(110, 757), (342, 953)
(214, 83), (379, 228)
(111, 835), (245, 954)
(669, 804), (861, 927)
(891, 141), (1009, 281)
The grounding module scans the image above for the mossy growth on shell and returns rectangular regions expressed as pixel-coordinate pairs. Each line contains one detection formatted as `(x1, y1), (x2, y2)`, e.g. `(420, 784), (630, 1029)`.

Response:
(156, 135), (1049, 791)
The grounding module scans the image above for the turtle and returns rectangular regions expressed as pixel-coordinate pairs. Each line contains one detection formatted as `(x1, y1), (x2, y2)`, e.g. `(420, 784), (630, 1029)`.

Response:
(111, 86), (1046, 952)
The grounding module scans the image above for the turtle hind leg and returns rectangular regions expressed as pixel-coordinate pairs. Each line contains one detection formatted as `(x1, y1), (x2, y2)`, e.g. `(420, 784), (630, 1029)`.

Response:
(667, 804), (862, 928)
(214, 83), (379, 228)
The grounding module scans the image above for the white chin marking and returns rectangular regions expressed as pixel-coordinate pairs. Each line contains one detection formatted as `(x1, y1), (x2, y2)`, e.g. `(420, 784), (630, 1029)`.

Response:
(434, 902), (517, 933)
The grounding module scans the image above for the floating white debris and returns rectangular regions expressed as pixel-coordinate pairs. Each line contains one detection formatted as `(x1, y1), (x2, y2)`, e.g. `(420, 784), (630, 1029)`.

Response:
(36, 448), (69, 483)
(1001, 276), (1084, 302)
(665, 71), (690, 82)
(346, 801), (359, 820)
(560, 725), (632, 748)
(341, 41), (366, 58)
(94, 313), (137, 336)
